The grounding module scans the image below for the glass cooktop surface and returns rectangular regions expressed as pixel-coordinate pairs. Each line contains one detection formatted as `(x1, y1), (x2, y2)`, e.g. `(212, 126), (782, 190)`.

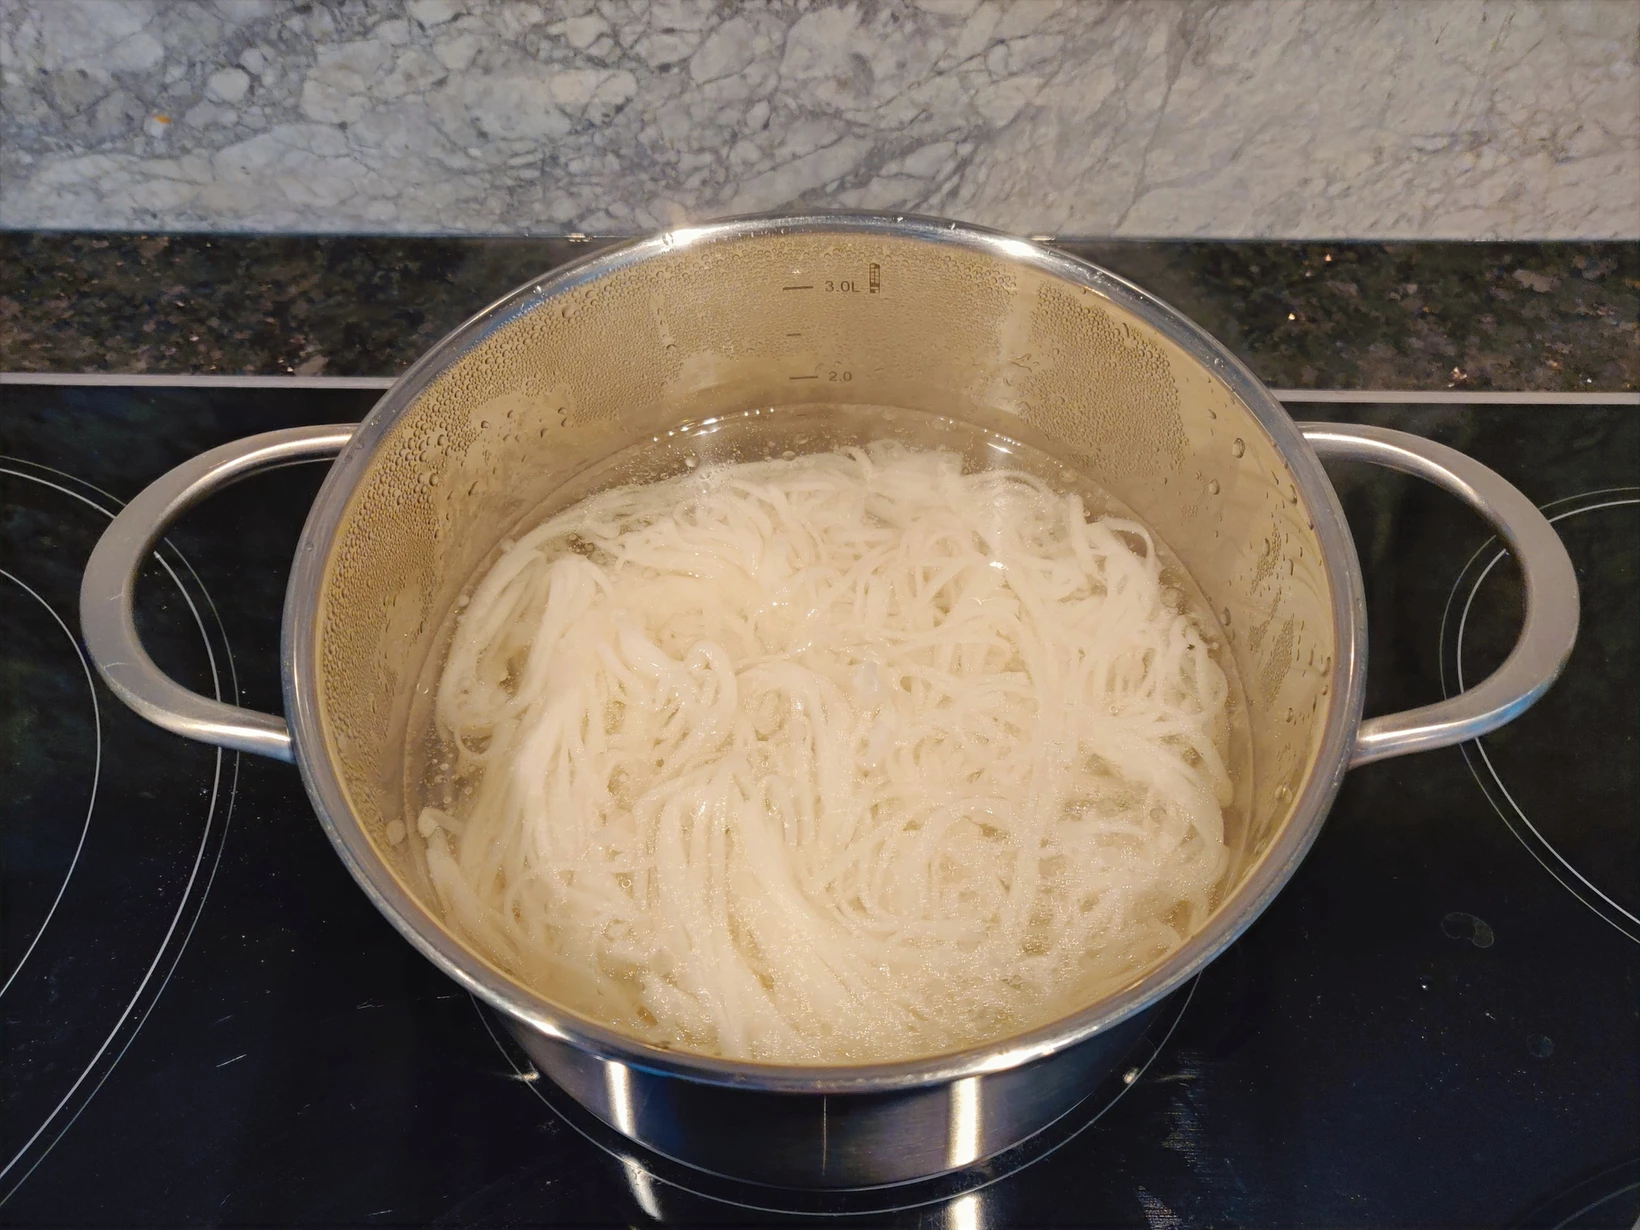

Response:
(1, 386), (1634, 1227)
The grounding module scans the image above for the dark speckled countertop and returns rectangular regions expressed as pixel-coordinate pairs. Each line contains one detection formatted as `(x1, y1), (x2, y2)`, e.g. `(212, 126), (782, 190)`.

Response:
(2, 232), (1635, 391)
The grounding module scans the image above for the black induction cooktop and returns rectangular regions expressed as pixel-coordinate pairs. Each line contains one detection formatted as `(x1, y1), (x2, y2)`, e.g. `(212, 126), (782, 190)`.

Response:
(1, 386), (1635, 1228)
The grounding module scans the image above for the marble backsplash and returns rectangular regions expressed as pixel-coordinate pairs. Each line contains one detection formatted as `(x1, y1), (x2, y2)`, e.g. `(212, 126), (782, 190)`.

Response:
(2, 0), (1636, 239)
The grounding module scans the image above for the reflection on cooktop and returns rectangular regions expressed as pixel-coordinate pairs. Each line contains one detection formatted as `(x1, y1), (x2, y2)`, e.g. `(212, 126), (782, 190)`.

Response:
(0, 386), (1635, 1227)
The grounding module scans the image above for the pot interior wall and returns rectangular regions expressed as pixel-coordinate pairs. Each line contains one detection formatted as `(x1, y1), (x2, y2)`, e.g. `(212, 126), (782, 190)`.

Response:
(313, 227), (1337, 1040)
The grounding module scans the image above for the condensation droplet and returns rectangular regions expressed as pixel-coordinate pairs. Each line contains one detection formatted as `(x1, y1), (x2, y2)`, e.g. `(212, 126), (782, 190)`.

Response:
(1231, 438), (1246, 458)
(1207, 479), (1220, 495)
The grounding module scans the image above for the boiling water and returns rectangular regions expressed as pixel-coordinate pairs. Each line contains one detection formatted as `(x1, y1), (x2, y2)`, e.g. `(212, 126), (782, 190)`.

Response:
(402, 403), (1253, 1063)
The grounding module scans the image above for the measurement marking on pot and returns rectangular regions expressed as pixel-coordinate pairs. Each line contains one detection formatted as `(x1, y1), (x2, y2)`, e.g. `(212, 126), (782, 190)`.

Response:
(788, 375), (819, 381)
(782, 284), (814, 291)
(785, 332), (803, 337)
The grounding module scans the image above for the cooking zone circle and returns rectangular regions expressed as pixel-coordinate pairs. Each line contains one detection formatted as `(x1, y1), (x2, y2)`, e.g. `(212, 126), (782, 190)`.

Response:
(1441, 486), (1639, 943)
(0, 457), (237, 1202)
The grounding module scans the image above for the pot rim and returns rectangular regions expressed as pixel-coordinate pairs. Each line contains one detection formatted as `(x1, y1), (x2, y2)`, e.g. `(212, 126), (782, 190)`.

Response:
(282, 211), (1367, 1094)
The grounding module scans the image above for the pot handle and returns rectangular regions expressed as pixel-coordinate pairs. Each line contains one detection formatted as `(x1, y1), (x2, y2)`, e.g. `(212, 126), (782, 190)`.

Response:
(1299, 422), (1579, 767)
(80, 424), (358, 763)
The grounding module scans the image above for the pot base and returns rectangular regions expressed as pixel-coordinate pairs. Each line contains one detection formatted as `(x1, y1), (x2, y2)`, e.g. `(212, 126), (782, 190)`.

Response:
(494, 981), (1194, 1195)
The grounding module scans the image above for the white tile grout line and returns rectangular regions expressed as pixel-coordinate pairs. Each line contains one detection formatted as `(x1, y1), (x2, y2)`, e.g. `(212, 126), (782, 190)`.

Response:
(0, 371), (1635, 405)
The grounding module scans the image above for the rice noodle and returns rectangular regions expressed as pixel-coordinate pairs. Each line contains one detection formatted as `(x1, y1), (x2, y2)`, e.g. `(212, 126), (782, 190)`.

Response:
(424, 442), (1232, 1063)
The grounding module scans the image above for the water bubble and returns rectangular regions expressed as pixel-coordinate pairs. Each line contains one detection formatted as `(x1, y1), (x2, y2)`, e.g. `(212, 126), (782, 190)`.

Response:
(1231, 438), (1246, 458)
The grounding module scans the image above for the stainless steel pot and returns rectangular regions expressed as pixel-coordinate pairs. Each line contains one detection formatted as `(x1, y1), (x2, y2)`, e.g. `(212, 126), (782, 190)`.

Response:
(80, 215), (1578, 1190)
